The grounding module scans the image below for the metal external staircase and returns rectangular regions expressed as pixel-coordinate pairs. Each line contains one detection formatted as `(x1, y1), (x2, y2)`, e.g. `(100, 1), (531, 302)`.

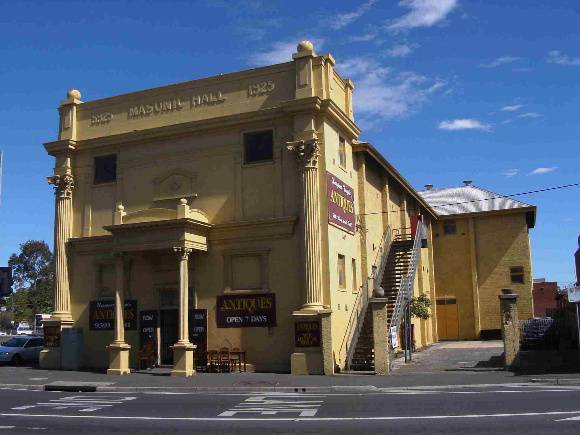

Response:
(344, 223), (426, 372)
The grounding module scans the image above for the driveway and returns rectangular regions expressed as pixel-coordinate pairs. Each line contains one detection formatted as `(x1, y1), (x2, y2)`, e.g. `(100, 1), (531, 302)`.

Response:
(391, 341), (505, 375)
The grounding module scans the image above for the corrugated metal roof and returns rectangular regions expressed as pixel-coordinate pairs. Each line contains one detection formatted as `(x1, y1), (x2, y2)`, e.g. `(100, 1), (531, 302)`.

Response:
(418, 185), (534, 216)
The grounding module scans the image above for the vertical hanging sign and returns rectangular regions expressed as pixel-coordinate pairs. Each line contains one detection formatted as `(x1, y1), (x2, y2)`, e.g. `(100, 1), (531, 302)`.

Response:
(327, 172), (356, 234)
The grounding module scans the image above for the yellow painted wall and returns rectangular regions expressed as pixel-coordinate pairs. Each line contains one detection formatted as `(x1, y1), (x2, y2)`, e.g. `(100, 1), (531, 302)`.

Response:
(432, 212), (534, 339)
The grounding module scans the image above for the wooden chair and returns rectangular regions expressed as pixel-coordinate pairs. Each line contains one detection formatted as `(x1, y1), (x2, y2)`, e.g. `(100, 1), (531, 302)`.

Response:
(230, 347), (242, 372)
(207, 350), (220, 372)
(137, 340), (156, 370)
(218, 347), (231, 372)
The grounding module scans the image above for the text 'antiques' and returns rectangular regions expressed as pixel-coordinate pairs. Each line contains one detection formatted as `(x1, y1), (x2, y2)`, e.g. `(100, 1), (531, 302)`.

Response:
(216, 293), (276, 328)
(327, 172), (356, 234)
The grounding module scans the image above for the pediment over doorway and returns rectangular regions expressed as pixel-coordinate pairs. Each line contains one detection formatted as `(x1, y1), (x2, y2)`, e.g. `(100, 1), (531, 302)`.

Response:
(153, 170), (198, 202)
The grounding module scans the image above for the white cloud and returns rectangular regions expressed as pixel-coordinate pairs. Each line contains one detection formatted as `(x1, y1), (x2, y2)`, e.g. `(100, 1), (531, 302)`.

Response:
(386, 43), (419, 58)
(513, 67), (532, 72)
(503, 169), (519, 177)
(500, 104), (523, 112)
(337, 57), (445, 127)
(328, 0), (377, 30)
(480, 56), (520, 68)
(387, 0), (459, 32)
(547, 50), (580, 67)
(349, 31), (379, 42)
(517, 112), (542, 119)
(248, 39), (323, 66)
(438, 118), (491, 131)
(529, 167), (558, 175)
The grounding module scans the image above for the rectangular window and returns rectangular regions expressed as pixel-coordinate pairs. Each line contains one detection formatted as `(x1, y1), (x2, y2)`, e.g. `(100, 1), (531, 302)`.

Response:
(338, 254), (346, 289)
(338, 137), (346, 168)
(510, 266), (525, 284)
(443, 220), (457, 235)
(351, 259), (358, 292)
(94, 154), (117, 184)
(244, 130), (274, 164)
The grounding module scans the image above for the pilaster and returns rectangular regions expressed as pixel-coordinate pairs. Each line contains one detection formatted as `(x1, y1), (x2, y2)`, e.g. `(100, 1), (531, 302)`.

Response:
(286, 138), (324, 309)
(499, 289), (521, 370)
(370, 298), (390, 375)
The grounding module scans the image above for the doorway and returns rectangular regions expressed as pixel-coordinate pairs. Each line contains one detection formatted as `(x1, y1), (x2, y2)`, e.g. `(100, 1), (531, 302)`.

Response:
(160, 309), (178, 365)
(436, 297), (459, 340)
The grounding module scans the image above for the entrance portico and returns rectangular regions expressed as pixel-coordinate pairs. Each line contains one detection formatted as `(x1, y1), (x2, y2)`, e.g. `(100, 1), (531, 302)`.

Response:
(104, 199), (211, 376)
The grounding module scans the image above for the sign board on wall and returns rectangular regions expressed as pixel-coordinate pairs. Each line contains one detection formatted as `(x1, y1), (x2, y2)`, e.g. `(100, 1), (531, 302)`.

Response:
(43, 325), (61, 348)
(568, 287), (580, 303)
(89, 300), (137, 331)
(327, 172), (356, 234)
(216, 293), (276, 328)
(189, 309), (208, 371)
(139, 310), (157, 349)
(294, 320), (321, 347)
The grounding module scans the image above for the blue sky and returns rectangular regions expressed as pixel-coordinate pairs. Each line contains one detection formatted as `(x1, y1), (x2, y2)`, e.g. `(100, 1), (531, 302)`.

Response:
(0, 0), (578, 284)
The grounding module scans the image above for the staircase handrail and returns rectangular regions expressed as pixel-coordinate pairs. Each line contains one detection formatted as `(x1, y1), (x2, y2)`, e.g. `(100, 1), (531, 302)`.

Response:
(339, 225), (392, 370)
(372, 225), (394, 295)
(339, 277), (368, 369)
(388, 222), (426, 345)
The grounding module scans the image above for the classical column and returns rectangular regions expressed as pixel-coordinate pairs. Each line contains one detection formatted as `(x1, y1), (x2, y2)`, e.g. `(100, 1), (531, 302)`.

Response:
(287, 139), (324, 309)
(171, 247), (195, 377)
(107, 253), (131, 375)
(47, 173), (75, 321)
(174, 247), (192, 345)
(112, 254), (127, 345)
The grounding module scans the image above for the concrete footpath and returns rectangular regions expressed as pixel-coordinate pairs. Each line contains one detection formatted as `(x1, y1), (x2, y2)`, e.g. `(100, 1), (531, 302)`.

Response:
(1, 341), (579, 393)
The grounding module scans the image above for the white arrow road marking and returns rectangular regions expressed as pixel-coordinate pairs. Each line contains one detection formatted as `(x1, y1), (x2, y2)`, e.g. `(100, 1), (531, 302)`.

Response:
(219, 393), (325, 417)
(11, 395), (136, 413)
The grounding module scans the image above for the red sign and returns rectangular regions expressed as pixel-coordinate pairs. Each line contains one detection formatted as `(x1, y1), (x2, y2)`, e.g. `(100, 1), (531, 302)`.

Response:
(327, 172), (355, 234)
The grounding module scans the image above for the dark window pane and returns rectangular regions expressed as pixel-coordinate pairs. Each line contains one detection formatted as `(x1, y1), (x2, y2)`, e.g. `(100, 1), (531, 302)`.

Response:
(94, 154), (117, 184)
(244, 130), (273, 164)
(443, 221), (457, 235)
(510, 266), (525, 284)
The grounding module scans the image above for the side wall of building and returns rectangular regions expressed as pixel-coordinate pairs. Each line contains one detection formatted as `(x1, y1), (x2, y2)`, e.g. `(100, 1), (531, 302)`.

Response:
(433, 212), (534, 339)
(475, 213), (534, 330)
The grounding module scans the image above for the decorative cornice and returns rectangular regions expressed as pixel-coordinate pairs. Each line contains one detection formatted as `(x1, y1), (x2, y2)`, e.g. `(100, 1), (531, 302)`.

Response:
(286, 138), (320, 169)
(44, 139), (76, 156)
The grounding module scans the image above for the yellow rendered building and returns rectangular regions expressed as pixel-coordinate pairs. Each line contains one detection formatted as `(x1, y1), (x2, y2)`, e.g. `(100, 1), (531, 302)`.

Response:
(39, 41), (439, 376)
(420, 182), (536, 340)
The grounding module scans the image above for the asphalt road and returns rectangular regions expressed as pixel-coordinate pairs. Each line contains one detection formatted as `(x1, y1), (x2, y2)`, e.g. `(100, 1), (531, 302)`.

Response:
(0, 384), (580, 434)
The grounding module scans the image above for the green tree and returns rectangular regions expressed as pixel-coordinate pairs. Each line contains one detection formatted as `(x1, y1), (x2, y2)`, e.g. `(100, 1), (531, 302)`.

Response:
(410, 294), (432, 320)
(7, 240), (54, 322)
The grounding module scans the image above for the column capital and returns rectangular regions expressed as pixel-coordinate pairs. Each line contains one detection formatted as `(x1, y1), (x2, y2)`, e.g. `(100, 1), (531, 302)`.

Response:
(48, 173), (75, 198)
(286, 138), (320, 169)
(173, 246), (193, 260)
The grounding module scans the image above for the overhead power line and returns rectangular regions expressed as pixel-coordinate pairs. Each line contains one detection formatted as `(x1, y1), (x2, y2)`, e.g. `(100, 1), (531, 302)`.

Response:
(358, 182), (580, 217)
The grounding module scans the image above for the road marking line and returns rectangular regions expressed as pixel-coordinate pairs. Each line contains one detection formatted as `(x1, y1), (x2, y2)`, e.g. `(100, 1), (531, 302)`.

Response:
(0, 426), (15, 429)
(1, 410), (580, 421)
(556, 416), (580, 421)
